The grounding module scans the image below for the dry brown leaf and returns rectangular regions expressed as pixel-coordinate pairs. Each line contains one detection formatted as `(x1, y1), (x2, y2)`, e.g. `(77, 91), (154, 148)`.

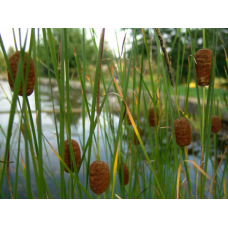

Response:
(177, 160), (212, 199)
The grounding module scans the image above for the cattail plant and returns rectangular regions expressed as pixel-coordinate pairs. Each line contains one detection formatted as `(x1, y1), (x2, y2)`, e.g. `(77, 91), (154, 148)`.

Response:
(156, 29), (192, 146)
(89, 161), (109, 195)
(64, 139), (81, 172)
(174, 118), (192, 147)
(148, 107), (159, 127)
(194, 49), (212, 86)
(156, 28), (194, 198)
(119, 163), (129, 185)
(2, 28), (227, 200)
(7, 51), (36, 96)
(88, 28), (110, 195)
(211, 116), (221, 133)
(194, 29), (213, 198)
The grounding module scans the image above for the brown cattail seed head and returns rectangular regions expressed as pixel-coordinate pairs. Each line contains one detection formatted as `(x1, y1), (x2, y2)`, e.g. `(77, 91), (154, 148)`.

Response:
(148, 108), (159, 127)
(64, 139), (81, 173)
(194, 49), (212, 86)
(126, 113), (131, 125)
(7, 51), (36, 96)
(134, 127), (142, 145)
(211, 116), (221, 133)
(174, 118), (192, 147)
(89, 161), (109, 195)
(119, 163), (129, 185)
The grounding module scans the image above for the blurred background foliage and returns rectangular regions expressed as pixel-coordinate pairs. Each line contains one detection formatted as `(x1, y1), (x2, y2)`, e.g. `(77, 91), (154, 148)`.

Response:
(0, 28), (228, 84)
(123, 28), (228, 83)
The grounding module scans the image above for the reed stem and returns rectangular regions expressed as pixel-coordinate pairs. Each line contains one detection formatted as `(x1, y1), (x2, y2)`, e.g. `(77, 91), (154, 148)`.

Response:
(96, 28), (105, 162)
(155, 28), (180, 119)
(200, 28), (206, 198)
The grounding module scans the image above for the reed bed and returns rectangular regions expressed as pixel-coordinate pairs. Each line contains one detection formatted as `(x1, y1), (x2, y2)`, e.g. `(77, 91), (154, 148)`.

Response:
(0, 28), (227, 199)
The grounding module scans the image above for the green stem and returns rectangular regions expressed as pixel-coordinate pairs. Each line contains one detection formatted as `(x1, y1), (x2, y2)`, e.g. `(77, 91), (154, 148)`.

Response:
(200, 28), (206, 198)
(183, 147), (193, 199)
(203, 28), (206, 49)
(174, 91), (180, 119)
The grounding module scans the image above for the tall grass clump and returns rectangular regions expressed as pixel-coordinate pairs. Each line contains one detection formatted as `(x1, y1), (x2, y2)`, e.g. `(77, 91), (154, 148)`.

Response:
(0, 28), (227, 199)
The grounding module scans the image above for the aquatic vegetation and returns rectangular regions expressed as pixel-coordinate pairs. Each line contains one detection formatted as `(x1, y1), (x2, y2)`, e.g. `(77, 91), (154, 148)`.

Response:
(195, 49), (212, 86)
(174, 118), (192, 147)
(0, 28), (227, 199)
(148, 107), (159, 127)
(89, 161), (109, 195)
(64, 139), (81, 172)
(211, 116), (221, 133)
(119, 163), (129, 186)
(7, 51), (35, 96)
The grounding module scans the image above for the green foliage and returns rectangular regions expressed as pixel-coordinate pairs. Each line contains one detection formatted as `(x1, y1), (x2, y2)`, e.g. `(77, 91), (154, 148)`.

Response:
(0, 46), (16, 73)
(187, 28), (228, 79)
(124, 28), (228, 82)
(0, 50), (6, 72)
(0, 28), (227, 199)
(38, 28), (97, 78)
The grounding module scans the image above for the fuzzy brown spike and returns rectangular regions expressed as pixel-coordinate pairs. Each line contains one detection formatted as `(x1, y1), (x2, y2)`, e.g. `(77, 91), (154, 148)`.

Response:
(119, 162), (129, 185)
(7, 51), (36, 96)
(174, 118), (192, 147)
(211, 116), (221, 133)
(89, 160), (109, 195)
(194, 49), (212, 86)
(148, 107), (159, 127)
(64, 139), (81, 172)
(155, 28), (175, 91)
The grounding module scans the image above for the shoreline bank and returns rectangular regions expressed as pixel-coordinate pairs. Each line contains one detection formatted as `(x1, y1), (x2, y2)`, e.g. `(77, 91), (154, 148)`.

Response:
(1, 75), (228, 123)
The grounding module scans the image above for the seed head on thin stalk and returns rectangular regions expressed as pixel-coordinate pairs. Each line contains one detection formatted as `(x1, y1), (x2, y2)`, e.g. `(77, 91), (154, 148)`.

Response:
(156, 29), (194, 198)
(96, 28), (105, 161)
(155, 28), (175, 90)
(155, 28), (180, 119)
(121, 31), (127, 58)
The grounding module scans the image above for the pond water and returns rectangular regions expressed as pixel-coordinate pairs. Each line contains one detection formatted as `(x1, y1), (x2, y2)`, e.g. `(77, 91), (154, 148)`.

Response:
(0, 79), (122, 198)
(0, 79), (227, 199)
